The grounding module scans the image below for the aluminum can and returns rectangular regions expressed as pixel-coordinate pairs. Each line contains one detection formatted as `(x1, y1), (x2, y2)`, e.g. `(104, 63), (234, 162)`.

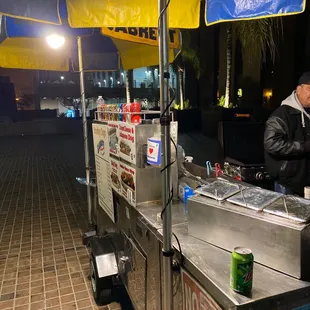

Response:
(230, 247), (253, 294)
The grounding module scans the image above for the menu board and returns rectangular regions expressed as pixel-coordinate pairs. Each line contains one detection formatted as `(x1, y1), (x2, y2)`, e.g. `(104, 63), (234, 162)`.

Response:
(108, 121), (119, 157)
(119, 161), (136, 206)
(110, 158), (121, 193)
(92, 123), (115, 222)
(119, 123), (136, 164)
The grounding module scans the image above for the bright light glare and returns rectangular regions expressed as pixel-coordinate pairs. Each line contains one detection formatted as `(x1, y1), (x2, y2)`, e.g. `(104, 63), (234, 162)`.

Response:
(46, 34), (65, 49)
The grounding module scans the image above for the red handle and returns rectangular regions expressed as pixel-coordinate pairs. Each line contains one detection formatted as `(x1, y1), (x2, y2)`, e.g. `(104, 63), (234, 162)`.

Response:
(215, 163), (223, 177)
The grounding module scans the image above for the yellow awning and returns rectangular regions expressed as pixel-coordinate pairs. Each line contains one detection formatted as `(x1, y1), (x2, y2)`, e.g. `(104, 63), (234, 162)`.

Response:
(112, 39), (177, 70)
(101, 28), (181, 49)
(0, 37), (71, 71)
(0, 36), (177, 71)
(66, 0), (200, 28)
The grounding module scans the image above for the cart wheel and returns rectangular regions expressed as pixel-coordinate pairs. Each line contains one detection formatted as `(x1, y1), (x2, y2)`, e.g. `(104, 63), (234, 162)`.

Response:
(89, 254), (113, 305)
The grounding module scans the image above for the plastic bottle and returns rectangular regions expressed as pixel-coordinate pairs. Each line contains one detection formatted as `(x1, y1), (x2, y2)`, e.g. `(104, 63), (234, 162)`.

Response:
(96, 96), (105, 120)
(178, 182), (194, 215)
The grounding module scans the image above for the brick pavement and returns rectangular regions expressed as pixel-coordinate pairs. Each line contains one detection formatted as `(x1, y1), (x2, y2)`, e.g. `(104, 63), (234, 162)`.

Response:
(0, 135), (120, 310)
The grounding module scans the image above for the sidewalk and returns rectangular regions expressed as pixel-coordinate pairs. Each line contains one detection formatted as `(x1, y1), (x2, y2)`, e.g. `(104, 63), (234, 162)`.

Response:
(0, 135), (120, 310)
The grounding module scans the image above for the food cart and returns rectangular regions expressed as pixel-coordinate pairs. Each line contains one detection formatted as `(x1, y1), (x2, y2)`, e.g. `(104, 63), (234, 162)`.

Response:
(0, 1), (307, 309)
(87, 110), (310, 310)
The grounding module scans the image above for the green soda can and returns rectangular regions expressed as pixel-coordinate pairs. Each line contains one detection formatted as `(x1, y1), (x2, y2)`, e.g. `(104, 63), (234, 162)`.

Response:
(230, 247), (253, 294)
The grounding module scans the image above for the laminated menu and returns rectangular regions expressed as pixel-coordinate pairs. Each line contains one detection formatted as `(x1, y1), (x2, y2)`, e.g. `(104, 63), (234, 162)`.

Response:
(92, 122), (109, 161)
(110, 158), (121, 193)
(119, 161), (136, 206)
(119, 123), (136, 164)
(92, 123), (114, 222)
(108, 121), (119, 157)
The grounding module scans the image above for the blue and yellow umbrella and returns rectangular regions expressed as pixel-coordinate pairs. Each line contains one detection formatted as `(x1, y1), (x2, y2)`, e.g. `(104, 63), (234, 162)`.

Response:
(0, 13), (181, 71)
(0, 0), (305, 27)
(0, 2), (305, 309)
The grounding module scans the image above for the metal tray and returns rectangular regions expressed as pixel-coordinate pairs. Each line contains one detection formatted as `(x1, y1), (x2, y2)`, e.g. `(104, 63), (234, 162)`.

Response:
(195, 179), (241, 201)
(227, 187), (283, 211)
(264, 196), (310, 223)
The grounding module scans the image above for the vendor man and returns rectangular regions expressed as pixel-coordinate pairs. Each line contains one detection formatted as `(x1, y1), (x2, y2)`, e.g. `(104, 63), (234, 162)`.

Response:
(264, 72), (310, 195)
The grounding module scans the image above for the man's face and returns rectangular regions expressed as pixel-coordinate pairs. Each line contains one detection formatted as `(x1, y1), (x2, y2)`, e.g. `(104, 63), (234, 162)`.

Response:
(297, 84), (310, 108)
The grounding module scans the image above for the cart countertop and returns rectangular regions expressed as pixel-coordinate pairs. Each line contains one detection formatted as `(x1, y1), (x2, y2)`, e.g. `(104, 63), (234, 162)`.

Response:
(136, 201), (310, 310)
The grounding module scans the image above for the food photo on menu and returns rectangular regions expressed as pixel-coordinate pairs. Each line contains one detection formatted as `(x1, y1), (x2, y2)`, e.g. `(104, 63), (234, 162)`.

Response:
(111, 171), (121, 190)
(120, 140), (131, 156)
(121, 170), (135, 201)
(108, 126), (118, 154)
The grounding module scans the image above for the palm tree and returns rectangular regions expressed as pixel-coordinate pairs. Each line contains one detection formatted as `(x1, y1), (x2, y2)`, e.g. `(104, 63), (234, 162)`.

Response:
(220, 17), (283, 108)
(224, 24), (232, 108)
(235, 18), (283, 107)
(171, 31), (201, 110)
(125, 69), (133, 103)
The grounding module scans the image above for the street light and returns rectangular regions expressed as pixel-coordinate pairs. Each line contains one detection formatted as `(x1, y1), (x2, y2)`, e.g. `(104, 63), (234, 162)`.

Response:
(46, 34), (65, 49)
(60, 76), (64, 80)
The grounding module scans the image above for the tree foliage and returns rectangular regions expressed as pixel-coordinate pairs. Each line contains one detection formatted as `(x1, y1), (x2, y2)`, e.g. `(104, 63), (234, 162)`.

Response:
(171, 31), (201, 79)
(234, 17), (283, 65)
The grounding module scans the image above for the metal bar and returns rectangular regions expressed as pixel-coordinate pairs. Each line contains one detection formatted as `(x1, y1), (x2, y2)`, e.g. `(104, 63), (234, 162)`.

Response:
(77, 36), (92, 225)
(158, 0), (173, 309)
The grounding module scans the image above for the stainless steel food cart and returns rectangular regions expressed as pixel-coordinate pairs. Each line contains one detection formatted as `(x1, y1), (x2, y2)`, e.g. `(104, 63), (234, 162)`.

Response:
(86, 115), (310, 310)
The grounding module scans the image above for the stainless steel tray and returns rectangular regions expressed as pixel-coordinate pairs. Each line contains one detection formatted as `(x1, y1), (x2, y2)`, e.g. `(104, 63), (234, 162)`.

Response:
(227, 187), (283, 211)
(195, 179), (241, 201)
(264, 196), (310, 223)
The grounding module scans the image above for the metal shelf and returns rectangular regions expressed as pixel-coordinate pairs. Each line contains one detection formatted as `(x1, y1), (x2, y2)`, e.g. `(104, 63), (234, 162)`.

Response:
(94, 110), (174, 122)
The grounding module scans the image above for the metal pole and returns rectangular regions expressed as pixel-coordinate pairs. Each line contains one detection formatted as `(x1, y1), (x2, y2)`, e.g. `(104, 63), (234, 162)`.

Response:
(77, 36), (92, 225)
(158, 1), (173, 309)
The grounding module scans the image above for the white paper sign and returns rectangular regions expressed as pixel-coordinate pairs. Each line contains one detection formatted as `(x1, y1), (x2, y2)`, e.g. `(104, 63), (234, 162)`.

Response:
(147, 138), (161, 165)
(92, 123), (109, 161)
(119, 123), (136, 164)
(92, 123), (114, 222)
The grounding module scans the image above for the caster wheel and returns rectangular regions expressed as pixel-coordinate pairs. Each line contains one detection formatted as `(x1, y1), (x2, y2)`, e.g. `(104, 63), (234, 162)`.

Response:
(90, 253), (113, 305)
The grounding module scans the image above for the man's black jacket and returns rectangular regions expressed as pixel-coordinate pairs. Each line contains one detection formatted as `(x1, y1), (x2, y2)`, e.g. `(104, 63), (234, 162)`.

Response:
(264, 105), (310, 194)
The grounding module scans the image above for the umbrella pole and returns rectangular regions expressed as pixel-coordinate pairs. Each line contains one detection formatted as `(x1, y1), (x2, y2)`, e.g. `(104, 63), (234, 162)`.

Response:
(77, 36), (92, 225)
(158, 1), (173, 309)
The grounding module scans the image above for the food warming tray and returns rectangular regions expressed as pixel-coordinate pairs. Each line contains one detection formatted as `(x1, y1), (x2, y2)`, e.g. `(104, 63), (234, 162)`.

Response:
(263, 196), (310, 223)
(227, 187), (283, 211)
(195, 179), (241, 201)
